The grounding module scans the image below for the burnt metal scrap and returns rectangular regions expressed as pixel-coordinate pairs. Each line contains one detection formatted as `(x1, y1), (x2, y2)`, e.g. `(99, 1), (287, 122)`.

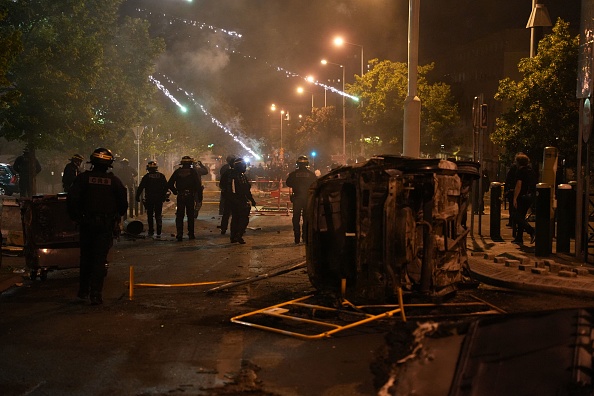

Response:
(306, 155), (480, 303)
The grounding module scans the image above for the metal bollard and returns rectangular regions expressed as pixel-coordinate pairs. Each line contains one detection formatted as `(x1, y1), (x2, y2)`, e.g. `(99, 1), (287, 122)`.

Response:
(489, 182), (503, 241)
(569, 181), (577, 239)
(535, 183), (551, 257)
(556, 184), (572, 253)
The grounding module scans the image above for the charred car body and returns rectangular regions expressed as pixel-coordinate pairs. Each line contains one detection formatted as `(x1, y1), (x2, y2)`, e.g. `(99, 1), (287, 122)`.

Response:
(306, 155), (480, 303)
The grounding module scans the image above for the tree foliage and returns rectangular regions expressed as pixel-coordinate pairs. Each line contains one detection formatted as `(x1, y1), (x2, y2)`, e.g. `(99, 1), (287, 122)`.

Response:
(292, 106), (342, 163)
(346, 59), (461, 155)
(493, 19), (579, 165)
(0, 9), (22, 111)
(0, 0), (164, 151)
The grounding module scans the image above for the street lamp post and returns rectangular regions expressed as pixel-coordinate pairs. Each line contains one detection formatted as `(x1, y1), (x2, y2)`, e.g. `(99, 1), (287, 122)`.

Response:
(403, 0), (421, 158)
(333, 37), (365, 157)
(526, 0), (552, 58)
(321, 59), (346, 162)
(307, 75), (326, 107)
(270, 104), (286, 159)
(297, 86), (314, 110)
(280, 110), (284, 150)
(333, 37), (364, 77)
(132, 126), (144, 182)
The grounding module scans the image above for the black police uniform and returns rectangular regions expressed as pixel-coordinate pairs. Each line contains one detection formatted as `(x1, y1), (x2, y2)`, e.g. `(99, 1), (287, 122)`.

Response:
(224, 161), (255, 244)
(13, 150), (42, 197)
(168, 163), (201, 240)
(512, 164), (537, 244)
(286, 165), (317, 244)
(62, 160), (81, 192)
(193, 161), (209, 218)
(219, 162), (234, 233)
(67, 162), (128, 304)
(136, 169), (168, 237)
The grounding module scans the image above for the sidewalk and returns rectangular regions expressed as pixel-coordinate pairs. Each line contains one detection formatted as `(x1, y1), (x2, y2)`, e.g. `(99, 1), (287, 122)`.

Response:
(467, 209), (594, 298)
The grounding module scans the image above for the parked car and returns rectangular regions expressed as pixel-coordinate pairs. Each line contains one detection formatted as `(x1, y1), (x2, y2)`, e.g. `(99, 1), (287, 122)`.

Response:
(0, 163), (19, 196)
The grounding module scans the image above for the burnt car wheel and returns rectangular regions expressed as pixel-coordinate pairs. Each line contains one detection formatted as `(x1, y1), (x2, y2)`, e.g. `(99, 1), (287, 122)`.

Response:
(0, 185), (6, 196)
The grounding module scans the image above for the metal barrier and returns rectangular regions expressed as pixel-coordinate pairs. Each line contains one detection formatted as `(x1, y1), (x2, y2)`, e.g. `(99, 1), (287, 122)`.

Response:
(201, 179), (291, 215)
(252, 180), (291, 215)
(229, 286), (503, 340)
(127, 266), (228, 300)
(230, 289), (406, 340)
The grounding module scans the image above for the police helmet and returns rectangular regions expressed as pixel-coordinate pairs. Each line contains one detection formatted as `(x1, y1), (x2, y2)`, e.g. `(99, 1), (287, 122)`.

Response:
(180, 156), (193, 166)
(71, 154), (84, 163)
(89, 148), (115, 167)
(233, 158), (247, 173)
(226, 155), (236, 167)
(146, 160), (158, 172)
(296, 155), (309, 168)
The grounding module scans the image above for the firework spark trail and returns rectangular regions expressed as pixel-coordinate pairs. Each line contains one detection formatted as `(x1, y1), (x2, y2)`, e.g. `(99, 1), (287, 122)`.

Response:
(135, 8), (243, 38)
(135, 8), (358, 101)
(206, 42), (359, 102)
(149, 76), (187, 112)
(150, 74), (262, 160)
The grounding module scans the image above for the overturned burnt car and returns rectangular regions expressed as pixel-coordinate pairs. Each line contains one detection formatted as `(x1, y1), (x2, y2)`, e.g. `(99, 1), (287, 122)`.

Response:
(305, 155), (480, 303)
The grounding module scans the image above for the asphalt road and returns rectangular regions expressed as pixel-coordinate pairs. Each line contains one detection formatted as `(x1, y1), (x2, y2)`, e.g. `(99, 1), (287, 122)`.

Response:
(2, 204), (594, 396)
(0, 205), (391, 396)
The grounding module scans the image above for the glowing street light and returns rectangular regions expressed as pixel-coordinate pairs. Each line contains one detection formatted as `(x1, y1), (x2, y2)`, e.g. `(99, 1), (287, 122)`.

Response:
(270, 104), (287, 154)
(333, 36), (364, 77)
(306, 75), (327, 107)
(321, 59), (346, 162)
(297, 86), (314, 110)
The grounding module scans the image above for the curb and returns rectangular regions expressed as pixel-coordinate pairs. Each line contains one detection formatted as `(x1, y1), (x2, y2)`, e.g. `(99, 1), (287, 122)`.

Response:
(468, 253), (594, 298)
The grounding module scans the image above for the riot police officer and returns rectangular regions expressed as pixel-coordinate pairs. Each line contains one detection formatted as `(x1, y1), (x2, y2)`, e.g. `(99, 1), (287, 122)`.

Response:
(62, 154), (84, 192)
(224, 158), (256, 244)
(168, 156), (201, 241)
(285, 155), (317, 244)
(136, 161), (168, 238)
(67, 148), (128, 305)
(218, 155), (236, 234)
(192, 158), (209, 219)
(13, 147), (42, 197)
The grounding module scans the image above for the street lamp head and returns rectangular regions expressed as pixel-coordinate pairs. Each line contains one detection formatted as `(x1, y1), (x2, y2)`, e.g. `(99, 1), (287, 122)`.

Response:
(297, 87), (304, 94)
(306, 75), (315, 83)
(271, 104), (276, 111)
(333, 37), (344, 46)
(321, 59), (343, 68)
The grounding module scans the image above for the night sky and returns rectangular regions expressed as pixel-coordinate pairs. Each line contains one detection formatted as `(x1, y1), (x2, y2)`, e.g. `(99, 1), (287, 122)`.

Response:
(121, 0), (581, 153)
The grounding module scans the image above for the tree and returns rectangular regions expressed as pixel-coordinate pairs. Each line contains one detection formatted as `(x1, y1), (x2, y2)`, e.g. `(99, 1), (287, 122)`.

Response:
(346, 59), (461, 156)
(0, 1), (164, 193)
(0, 9), (22, 112)
(492, 19), (579, 165)
(292, 106), (342, 165)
